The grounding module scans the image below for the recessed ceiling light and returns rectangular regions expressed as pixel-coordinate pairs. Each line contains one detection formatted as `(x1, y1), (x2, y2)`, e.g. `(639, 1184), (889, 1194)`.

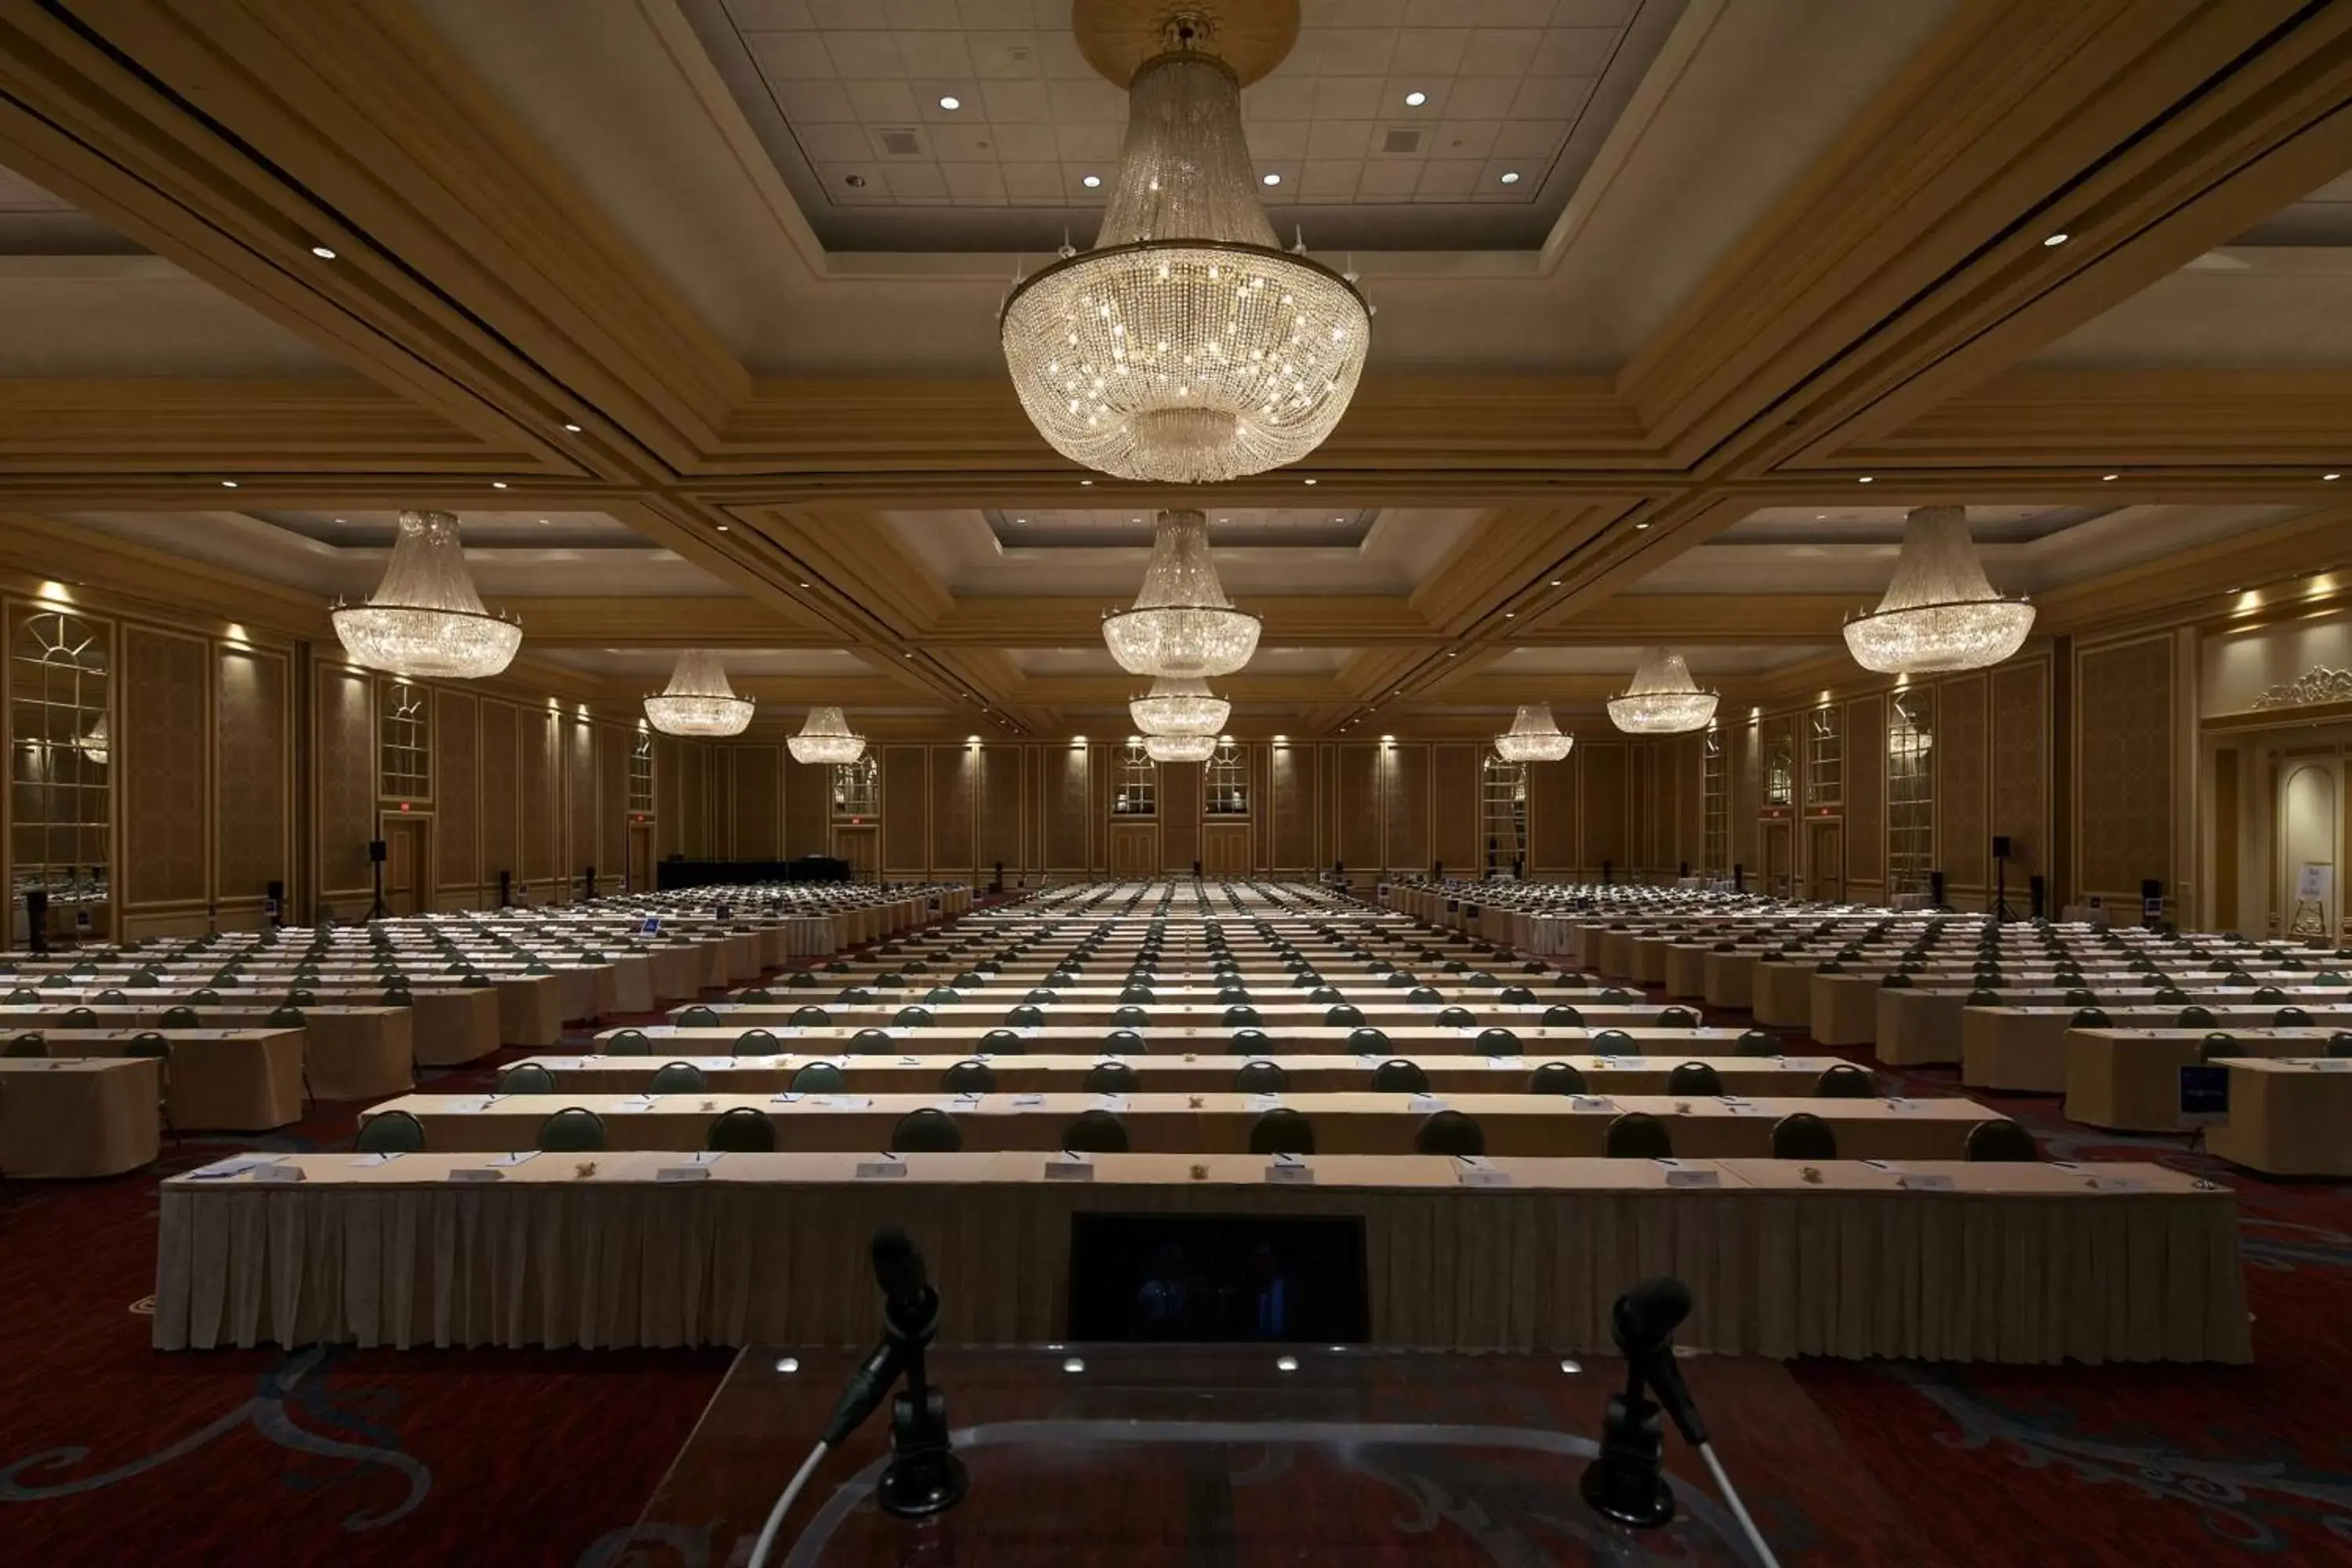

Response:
(220, 479), (238, 488)
(538, 517), (550, 524)
(1080, 478), (1093, 485)
(1500, 171), (1521, 184)
(1857, 475), (1873, 484)
(1446, 651), (1457, 658)
(1504, 610), (1515, 618)
(798, 581), (811, 588)
(1262, 172), (1281, 186)
(938, 95), (960, 111)
(1549, 578), (1562, 586)
(1635, 521), (1651, 530)
(563, 421), (583, 434)
(492, 481), (509, 489)
(844, 173), (866, 188)
(1404, 90), (1427, 107)
(716, 524), (729, 532)
(2042, 231), (2070, 247)
(2328, 473), (2343, 481)
(904, 652), (914, 658)
(2101, 473), (2118, 481)
(309, 244), (336, 260)
(1302, 477), (1316, 485)
(1082, 174), (1102, 188)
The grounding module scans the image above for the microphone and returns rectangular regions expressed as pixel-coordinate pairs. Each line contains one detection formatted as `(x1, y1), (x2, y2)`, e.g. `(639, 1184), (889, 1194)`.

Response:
(819, 1225), (933, 1446)
(873, 1224), (929, 1326)
(1613, 1276), (1706, 1445)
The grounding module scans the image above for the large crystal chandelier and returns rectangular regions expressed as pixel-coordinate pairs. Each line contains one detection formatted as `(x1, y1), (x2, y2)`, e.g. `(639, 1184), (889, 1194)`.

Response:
(1494, 703), (1573, 763)
(786, 706), (866, 765)
(1607, 648), (1718, 735)
(1131, 675), (1230, 736)
(332, 510), (521, 679)
(643, 649), (753, 738)
(1844, 505), (2035, 673)
(998, 25), (1370, 484)
(1144, 732), (1218, 763)
(1103, 510), (1261, 677)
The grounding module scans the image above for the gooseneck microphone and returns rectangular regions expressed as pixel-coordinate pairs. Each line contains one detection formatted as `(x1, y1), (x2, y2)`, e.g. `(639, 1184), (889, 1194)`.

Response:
(1581, 1276), (1780, 1566)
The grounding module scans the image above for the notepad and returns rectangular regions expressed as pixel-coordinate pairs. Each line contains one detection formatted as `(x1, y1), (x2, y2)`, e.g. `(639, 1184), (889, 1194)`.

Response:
(856, 1158), (908, 1180)
(1264, 1152), (1313, 1184)
(1407, 1094), (1449, 1113)
(186, 1154), (281, 1181)
(1044, 1154), (1095, 1181)
(1661, 1163), (1719, 1189)
(658, 1152), (723, 1182)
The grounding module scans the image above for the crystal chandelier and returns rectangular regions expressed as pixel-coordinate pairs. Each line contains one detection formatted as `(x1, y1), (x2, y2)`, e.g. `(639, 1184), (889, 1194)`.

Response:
(331, 510), (521, 679)
(1844, 506), (2036, 673)
(1144, 732), (1218, 763)
(77, 714), (109, 768)
(1607, 648), (1718, 735)
(787, 706), (866, 765)
(1493, 703), (1573, 763)
(998, 27), (1370, 484)
(643, 649), (753, 738)
(1131, 675), (1230, 736)
(1103, 510), (1261, 677)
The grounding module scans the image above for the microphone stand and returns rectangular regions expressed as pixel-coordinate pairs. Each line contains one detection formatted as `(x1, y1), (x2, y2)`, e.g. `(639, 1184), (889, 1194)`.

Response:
(874, 1279), (967, 1518)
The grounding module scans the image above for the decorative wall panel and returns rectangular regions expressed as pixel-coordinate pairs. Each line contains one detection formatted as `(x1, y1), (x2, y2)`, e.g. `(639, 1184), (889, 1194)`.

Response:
(1160, 758), (1201, 872)
(1583, 742), (1628, 870)
(212, 646), (285, 901)
(1991, 659), (2048, 881)
(318, 666), (375, 896)
(1527, 757), (1573, 870)
(1938, 673), (1989, 888)
(434, 689), (478, 891)
(1385, 743), (1429, 871)
(930, 746), (976, 874)
(1271, 744), (1315, 869)
(882, 745), (927, 872)
(678, 742), (706, 859)
(1845, 694), (1886, 887)
(784, 754), (829, 858)
(566, 719), (594, 884)
(979, 745), (1022, 873)
(479, 699), (520, 881)
(595, 723), (627, 878)
(2078, 636), (2174, 896)
(521, 708), (560, 885)
(732, 746), (782, 860)
(1432, 744), (1479, 873)
(1336, 745), (1381, 871)
(1047, 746), (1088, 869)
(122, 626), (207, 906)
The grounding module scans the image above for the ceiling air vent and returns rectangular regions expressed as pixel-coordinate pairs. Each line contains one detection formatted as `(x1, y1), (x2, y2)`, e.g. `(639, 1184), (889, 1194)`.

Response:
(877, 128), (924, 157)
(1381, 127), (1424, 154)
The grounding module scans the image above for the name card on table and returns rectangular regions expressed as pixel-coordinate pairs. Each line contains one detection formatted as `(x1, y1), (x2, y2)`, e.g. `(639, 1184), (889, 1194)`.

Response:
(1897, 1174), (1956, 1191)
(186, 1154), (285, 1181)
(1245, 1093), (1284, 1112)
(1010, 1093), (1047, 1108)
(1570, 1095), (1616, 1112)
(1658, 1161), (1719, 1189)
(1407, 1094), (1450, 1113)
(1094, 1092), (1131, 1112)
(1044, 1152), (1095, 1181)
(351, 1152), (405, 1168)
(658, 1152), (724, 1182)
(1455, 1155), (1512, 1189)
(856, 1158), (908, 1180)
(1486, 1056), (1526, 1071)
(1264, 1152), (1313, 1185)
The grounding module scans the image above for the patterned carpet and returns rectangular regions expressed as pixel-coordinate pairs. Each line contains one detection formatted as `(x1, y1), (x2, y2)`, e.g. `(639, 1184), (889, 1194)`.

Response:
(2, 960), (2348, 1565)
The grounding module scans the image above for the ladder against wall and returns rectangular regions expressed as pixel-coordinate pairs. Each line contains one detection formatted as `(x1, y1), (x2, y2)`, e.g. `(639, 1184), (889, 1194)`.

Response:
(1481, 755), (1526, 876)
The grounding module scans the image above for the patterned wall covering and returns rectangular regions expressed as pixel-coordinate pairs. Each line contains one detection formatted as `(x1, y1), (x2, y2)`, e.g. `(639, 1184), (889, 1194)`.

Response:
(2078, 634), (2175, 897)
(1583, 742), (1628, 869)
(732, 745), (782, 860)
(1734, 720), (1762, 875)
(881, 745), (927, 872)
(566, 719), (594, 881)
(1385, 743), (1430, 871)
(1845, 693), (1886, 887)
(979, 744), (1022, 871)
(594, 723), (628, 877)
(521, 710), (560, 883)
(478, 699), (519, 881)
(1432, 743), (1479, 873)
(1046, 746), (1088, 868)
(434, 689), (478, 891)
(1336, 744), (1381, 870)
(1160, 758), (1201, 872)
(930, 746), (976, 873)
(654, 733), (682, 859)
(678, 742), (707, 858)
(784, 753), (828, 858)
(122, 626), (208, 906)
(1527, 756), (1575, 869)
(212, 646), (285, 901)
(1991, 659), (2048, 880)
(1272, 744), (1315, 869)
(317, 666), (375, 895)
(1938, 672), (1990, 888)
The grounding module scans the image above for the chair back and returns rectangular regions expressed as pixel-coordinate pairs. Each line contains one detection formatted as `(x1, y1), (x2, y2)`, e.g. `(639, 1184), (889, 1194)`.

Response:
(1112, 1004), (1149, 1028)
(1529, 1060), (1588, 1095)
(1603, 1111), (1673, 1159)
(649, 1061), (707, 1094)
(1592, 1028), (1635, 1057)
(608, 1028), (654, 1055)
(1656, 1006), (1698, 1028)
(1105, 1027), (1148, 1054)
(161, 1005), (201, 1029)
(1414, 1109), (1486, 1156)
(1371, 1058), (1428, 1093)
(1084, 1060), (1141, 1094)
(1233, 1059), (1288, 1093)
(2198, 1032), (2240, 1062)
(893, 1004), (934, 1029)
(1248, 1107), (1316, 1155)
(1734, 1028), (1778, 1057)
(1666, 1061), (1722, 1096)
(1771, 1112), (1838, 1160)
(1814, 1062), (1875, 1098)
(851, 1027), (895, 1053)
(2, 1032), (43, 1058)
(532, 1106), (608, 1152)
(940, 1058), (996, 1094)
(1323, 1003), (1364, 1027)
(357, 1110), (427, 1152)
(498, 1062), (557, 1094)
(1965, 1119), (2038, 1162)
(979, 1027), (1026, 1054)
(891, 1106), (964, 1152)
(2174, 1004), (2216, 1028)
(677, 1005), (721, 1028)
(127, 1030), (171, 1058)
(1543, 1004), (1584, 1028)
(60, 1007), (98, 1029)
(1223, 1004), (1261, 1028)
(791, 1061), (848, 1093)
(2276, 1005), (2314, 1027)
(1060, 1109), (1130, 1153)
(706, 1108), (777, 1152)
(789, 1004), (832, 1027)
(2328, 1030), (2352, 1058)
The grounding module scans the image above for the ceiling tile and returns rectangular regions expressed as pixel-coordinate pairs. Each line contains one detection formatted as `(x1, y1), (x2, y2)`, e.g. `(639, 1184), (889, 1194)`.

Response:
(771, 76), (857, 122)
(1312, 75), (1384, 120)
(1033, 28), (1095, 77)
(929, 122), (1000, 159)
(1000, 161), (1062, 199)
(1402, 0), (1479, 24)
(981, 78), (1051, 121)
(895, 31), (975, 78)
(1532, 26), (1621, 76)
(913, 80), (979, 121)
(1444, 76), (1521, 118)
(956, 0), (1032, 25)
(884, 0), (963, 26)
(1477, 0), (1559, 24)
(844, 78), (921, 118)
(1508, 74), (1592, 119)
(1390, 27), (1472, 75)
(815, 161), (891, 200)
(941, 162), (1007, 201)
(1490, 118), (1566, 158)
(1243, 76), (1320, 122)
(1245, 121), (1312, 160)
(1550, 0), (1639, 23)
(1304, 0), (1407, 24)
(1307, 120), (1374, 160)
(1379, 75), (1450, 115)
(1317, 30), (1400, 76)
(822, 31), (906, 77)
(1460, 28), (1541, 77)
(1415, 158), (1483, 198)
(1356, 160), (1424, 198)
(726, 0), (817, 26)
(881, 161), (949, 198)
(1054, 122), (1120, 162)
(989, 120), (1059, 161)
(1046, 76), (1122, 120)
(1301, 159), (1363, 199)
(804, 0), (872, 25)
(748, 34), (835, 79)
(1428, 120), (1501, 159)
(794, 122), (875, 162)
(967, 31), (1043, 77)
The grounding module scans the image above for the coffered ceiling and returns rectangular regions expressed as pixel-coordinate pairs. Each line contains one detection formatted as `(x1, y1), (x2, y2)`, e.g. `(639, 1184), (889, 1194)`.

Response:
(3, 0), (2352, 743)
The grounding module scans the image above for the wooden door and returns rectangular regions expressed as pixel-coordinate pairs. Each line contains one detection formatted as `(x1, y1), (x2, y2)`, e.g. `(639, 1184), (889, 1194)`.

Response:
(382, 816), (430, 915)
(1807, 820), (1843, 902)
(1763, 821), (1793, 899)
(1203, 825), (1250, 878)
(1109, 826), (1157, 877)
(834, 826), (879, 881)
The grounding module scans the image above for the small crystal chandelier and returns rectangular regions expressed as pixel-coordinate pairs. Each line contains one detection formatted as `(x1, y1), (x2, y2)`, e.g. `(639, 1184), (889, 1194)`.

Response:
(1493, 703), (1573, 762)
(1844, 506), (2036, 673)
(332, 510), (521, 679)
(786, 706), (866, 765)
(1103, 510), (1261, 677)
(643, 649), (753, 738)
(1607, 648), (1718, 735)
(997, 20), (1370, 483)
(1131, 675), (1230, 736)
(77, 714), (110, 768)
(1144, 732), (1218, 763)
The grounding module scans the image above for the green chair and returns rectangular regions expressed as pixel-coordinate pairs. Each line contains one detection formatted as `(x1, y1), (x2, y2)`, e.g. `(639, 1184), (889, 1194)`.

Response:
(790, 1062), (848, 1093)
(1085, 1060), (1141, 1094)
(706, 1108), (777, 1152)
(60, 1007), (98, 1029)
(939, 1058), (996, 1094)
(284, 988), (318, 1008)
(1234, 1060), (1289, 1093)
(94, 988), (129, 1005)
(649, 1061), (707, 1094)
(1222, 1004), (1261, 1028)
(1005, 1004), (1047, 1028)
(1735, 1028), (1779, 1057)
(189, 988), (221, 1006)
(1372, 1058), (1428, 1093)
(607, 1028), (654, 1055)
(1323, 1003), (1365, 1028)
(1435, 1006), (1477, 1029)
(1666, 1061), (1722, 1096)
(1111, 1004), (1149, 1029)
(1657, 1006), (1699, 1029)
(1965, 1120), (2038, 1162)
(1530, 1061), (1589, 1095)
(1248, 1107), (1316, 1155)
(735, 1028), (782, 1056)
(2068, 1007), (2111, 1029)
(1475, 1026), (1519, 1058)
(1770, 1112), (1838, 1160)
(1346, 1025), (1390, 1053)
(890, 1106), (963, 1152)
(2175, 1004), (2216, 1028)
(788, 1006), (830, 1028)
(2326, 1031), (2352, 1058)
(161, 1005), (201, 1029)
(1591, 1028), (1635, 1057)
(2198, 1032), (2241, 1062)
(1105, 1028), (1148, 1054)
(2276, 1006), (2314, 1027)
(498, 1062), (557, 1094)
(1603, 1111), (1673, 1159)
(1815, 1062), (1875, 1098)
(979, 1027), (1026, 1055)
(535, 1107), (608, 1152)
(1059, 1109), (1129, 1152)
(1414, 1109), (1486, 1156)
(1599, 987), (1637, 1004)
(3, 1032), (44, 1058)
(356, 1109), (427, 1153)
(1543, 1004), (1584, 1028)
(850, 1027), (895, 1053)
(677, 1005), (722, 1028)
(267, 1006), (304, 1029)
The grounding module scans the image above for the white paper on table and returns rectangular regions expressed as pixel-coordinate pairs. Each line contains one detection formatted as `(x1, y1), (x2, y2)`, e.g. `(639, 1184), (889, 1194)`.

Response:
(441, 1098), (497, 1115)
(771, 1091), (804, 1105)
(350, 1152), (405, 1168)
(1456, 1154), (1512, 1188)
(489, 1151), (539, 1168)
(1407, 1094), (1449, 1112)
(813, 1094), (873, 1109)
(1659, 1161), (1719, 1189)
(1264, 1152), (1313, 1185)
(1245, 1093), (1283, 1112)
(1485, 1056), (1525, 1071)
(856, 1158), (909, 1180)
(658, 1151), (724, 1182)
(1011, 1092), (1047, 1108)
(1094, 1092), (1131, 1112)
(1570, 1095), (1615, 1112)
(1044, 1152), (1095, 1181)
(186, 1154), (283, 1180)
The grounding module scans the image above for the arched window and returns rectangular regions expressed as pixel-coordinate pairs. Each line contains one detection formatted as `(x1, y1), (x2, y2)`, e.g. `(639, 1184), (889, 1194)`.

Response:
(628, 726), (654, 815)
(10, 609), (111, 909)
(379, 680), (430, 800)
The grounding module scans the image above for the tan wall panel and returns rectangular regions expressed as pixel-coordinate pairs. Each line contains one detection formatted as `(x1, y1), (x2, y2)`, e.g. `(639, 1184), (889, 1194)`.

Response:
(1846, 694), (1886, 888)
(212, 645), (285, 900)
(652, 734), (681, 859)
(1047, 746), (1089, 869)
(566, 719), (594, 886)
(784, 754), (829, 858)
(1991, 659), (2049, 881)
(679, 742), (706, 858)
(1938, 673), (1990, 888)
(521, 708), (560, 885)
(122, 626), (208, 906)
(931, 745), (977, 875)
(317, 665), (375, 896)
(595, 722), (628, 880)
(434, 688), (478, 891)
(1385, 742), (1429, 871)
(2078, 636), (2175, 897)
(733, 745), (783, 860)
(1432, 743), (1479, 874)
(1583, 742), (1628, 870)
(1272, 744), (1316, 869)
(1336, 744), (1381, 871)
(1161, 758), (1201, 872)
(480, 699), (520, 880)
(979, 744), (1022, 874)
(1528, 757), (1573, 870)
(882, 744), (927, 872)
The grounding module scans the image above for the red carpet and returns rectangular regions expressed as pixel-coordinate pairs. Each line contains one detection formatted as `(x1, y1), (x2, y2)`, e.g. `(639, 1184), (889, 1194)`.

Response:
(4, 950), (2350, 1564)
